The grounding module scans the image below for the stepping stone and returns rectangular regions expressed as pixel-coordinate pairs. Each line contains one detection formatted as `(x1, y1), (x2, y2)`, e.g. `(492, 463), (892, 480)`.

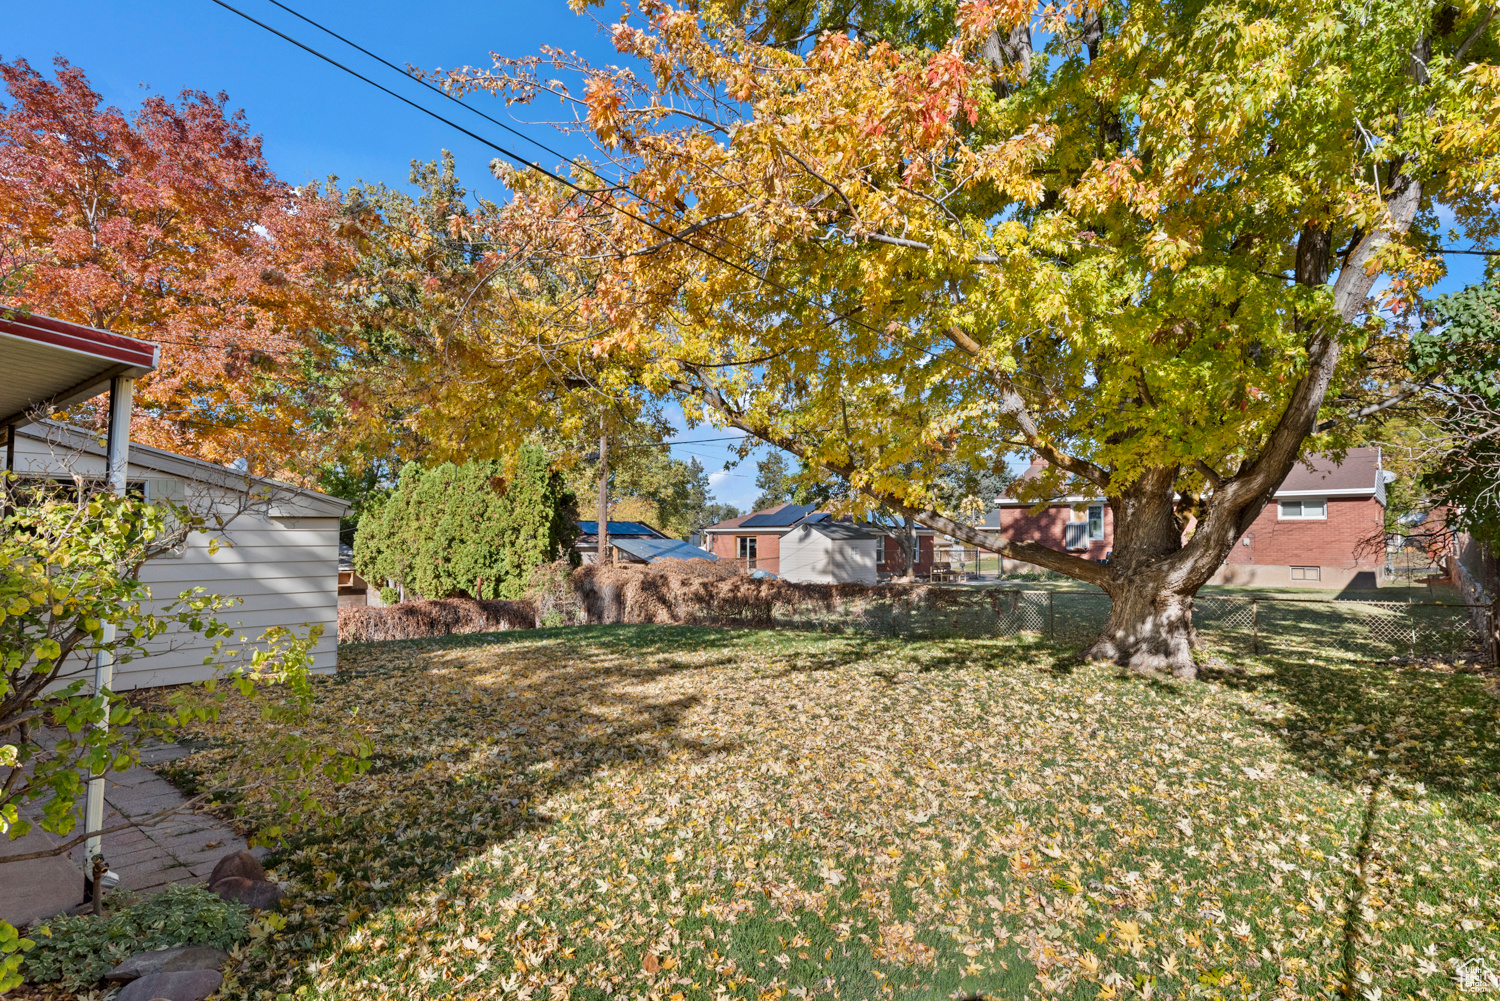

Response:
(106, 945), (230, 982)
(115, 969), (223, 1001)
(208, 849), (265, 887)
(211, 876), (282, 910)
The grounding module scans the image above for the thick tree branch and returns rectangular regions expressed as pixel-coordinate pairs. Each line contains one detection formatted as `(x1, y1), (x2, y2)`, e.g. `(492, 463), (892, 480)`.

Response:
(1455, 7), (1496, 63)
(1179, 166), (1424, 575)
(942, 326), (1112, 489)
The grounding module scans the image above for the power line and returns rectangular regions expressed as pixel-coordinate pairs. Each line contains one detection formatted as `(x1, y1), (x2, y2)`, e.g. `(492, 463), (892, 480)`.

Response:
(255, 0), (993, 384)
(206, 0), (911, 354)
(261, 0), (630, 205)
(608, 435), (752, 450)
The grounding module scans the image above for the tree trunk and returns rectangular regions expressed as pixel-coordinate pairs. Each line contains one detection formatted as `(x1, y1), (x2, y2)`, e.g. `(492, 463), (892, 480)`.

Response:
(1084, 575), (1200, 679)
(1083, 467), (1205, 679)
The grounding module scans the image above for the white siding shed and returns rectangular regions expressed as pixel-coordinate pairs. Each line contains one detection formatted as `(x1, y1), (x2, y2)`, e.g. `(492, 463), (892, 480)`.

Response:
(12, 422), (348, 689)
(779, 522), (879, 584)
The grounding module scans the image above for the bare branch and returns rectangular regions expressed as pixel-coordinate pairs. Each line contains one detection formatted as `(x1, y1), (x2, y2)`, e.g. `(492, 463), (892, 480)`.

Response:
(1193, 460), (1225, 489)
(1313, 386), (1419, 434)
(1455, 6), (1496, 63)
(0, 786), (243, 865)
(863, 232), (1001, 264)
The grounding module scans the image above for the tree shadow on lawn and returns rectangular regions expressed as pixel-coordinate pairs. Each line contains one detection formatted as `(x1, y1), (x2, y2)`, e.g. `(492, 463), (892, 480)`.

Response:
(1204, 654), (1499, 823)
(168, 626), (775, 994)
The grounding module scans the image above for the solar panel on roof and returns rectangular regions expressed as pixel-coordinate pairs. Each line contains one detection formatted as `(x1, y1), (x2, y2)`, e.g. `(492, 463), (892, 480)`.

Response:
(611, 537), (718, 562)
(576, 521), (661, 536)
(739, 502), (815, 528)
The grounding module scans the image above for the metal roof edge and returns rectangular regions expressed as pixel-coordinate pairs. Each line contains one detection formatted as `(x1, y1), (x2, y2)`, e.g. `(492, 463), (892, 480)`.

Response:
(15, 420), (351, 517)
(0, 313), (159, 370)
(1272, 487), (1378, 498)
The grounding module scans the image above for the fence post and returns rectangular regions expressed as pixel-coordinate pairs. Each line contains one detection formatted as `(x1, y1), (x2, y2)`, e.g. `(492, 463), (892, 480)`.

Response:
(1408, 599), (1418, 659)
(1048, 590), (1056, 641)
(1252, 598), (1259, 656)
(1490, 596), (1500, 673)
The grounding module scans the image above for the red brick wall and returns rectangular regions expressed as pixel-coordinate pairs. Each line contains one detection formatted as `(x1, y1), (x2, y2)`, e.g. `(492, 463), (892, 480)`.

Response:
(1224, 496), (1384, 569)
(994, 503), (1113, 560)
(758, 533), (780, 574)
(877, 534), (933, 574)
(706, 531), (782, 573)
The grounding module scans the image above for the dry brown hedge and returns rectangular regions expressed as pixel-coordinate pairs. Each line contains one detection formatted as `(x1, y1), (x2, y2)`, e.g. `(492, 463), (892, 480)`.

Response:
(339, 559), (1019, 644)
(555, 559), (1006, 635)
(338, 597), (536, 643)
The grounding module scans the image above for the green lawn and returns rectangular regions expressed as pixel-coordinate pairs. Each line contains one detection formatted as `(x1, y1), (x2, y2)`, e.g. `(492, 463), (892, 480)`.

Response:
(161, 626), (1499, 1000)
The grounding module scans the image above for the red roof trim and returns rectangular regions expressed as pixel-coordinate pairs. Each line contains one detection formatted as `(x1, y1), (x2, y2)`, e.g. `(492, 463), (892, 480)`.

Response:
(0, 312), (159, 371)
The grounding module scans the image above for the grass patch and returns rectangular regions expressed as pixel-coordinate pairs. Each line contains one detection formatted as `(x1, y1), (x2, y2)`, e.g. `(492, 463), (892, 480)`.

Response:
(160, 625), (1499, 999)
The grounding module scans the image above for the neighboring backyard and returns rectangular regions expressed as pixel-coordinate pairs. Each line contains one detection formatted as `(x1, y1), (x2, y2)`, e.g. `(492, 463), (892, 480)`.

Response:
(157, 626), (1498, 1000)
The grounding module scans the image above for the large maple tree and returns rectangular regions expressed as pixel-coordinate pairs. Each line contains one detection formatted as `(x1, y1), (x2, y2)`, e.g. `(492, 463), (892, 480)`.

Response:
(0, 57), (354, 468)
(377, 0), (1499, 676)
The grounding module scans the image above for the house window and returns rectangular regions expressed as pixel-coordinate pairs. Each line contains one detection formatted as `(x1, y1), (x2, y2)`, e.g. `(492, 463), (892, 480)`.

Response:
(1087, 504), (1105, 541)
(737, 536), (757, 569)
(1279, 499), (1327, 519)
(1291, 566), (1322, 581)
(876, 537), (885, 565)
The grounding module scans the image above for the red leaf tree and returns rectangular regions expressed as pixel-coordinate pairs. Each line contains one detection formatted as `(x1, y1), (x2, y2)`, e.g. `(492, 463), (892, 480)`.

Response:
(0, 56), (354, 468)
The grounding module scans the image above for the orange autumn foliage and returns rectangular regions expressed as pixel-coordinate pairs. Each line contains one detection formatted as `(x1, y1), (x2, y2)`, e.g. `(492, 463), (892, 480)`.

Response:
(0, 56), (356, 470)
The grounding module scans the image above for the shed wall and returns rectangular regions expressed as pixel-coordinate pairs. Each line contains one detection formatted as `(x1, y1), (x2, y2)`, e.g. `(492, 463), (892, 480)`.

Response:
(780, 527), (878, 584)
(11, 434), (340, 689)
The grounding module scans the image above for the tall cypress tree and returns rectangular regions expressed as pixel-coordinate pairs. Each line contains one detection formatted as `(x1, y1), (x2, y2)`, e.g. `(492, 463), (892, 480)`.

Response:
(353, 447), (577, 600)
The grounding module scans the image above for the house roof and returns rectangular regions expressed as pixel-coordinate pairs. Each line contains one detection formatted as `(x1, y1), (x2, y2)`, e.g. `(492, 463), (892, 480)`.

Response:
(740, 502), (817, 528)
(575, 521), (666, 538)
(14, 421), (350, 519)
(611, 536), (719, 563)
(1273, 446), (1382, 496)
(992, 447), (1386, 507)
(703, 504), (936, 535)
(0, 312), (160, 427)
(701, 504), (793, 532)
(806, 521), (876, 540)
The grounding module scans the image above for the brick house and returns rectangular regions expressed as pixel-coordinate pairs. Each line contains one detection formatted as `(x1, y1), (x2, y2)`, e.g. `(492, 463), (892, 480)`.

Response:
(1212, 446), (1391, 589)
(978, 462), (1116, 567)
(980, 449), (1390, 588)
(700, 503), (938, 580)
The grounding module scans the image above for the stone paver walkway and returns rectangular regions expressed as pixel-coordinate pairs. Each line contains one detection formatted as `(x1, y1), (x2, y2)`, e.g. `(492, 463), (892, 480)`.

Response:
(2, 740), (264, 927)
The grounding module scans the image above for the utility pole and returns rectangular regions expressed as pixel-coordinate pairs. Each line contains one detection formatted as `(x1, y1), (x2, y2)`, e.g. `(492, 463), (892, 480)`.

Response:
(597, 413), (609, 567)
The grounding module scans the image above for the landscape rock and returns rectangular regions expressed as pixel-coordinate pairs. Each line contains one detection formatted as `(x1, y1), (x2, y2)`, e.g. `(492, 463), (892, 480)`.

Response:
(115, 969), (223, 1001)
(106, 945), (229, 981)
(207, 849), (265, 887)
(211, 876), (282, 910)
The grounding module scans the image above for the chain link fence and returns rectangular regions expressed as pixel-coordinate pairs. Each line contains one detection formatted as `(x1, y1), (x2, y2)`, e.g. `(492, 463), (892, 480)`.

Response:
(980, 589), (1495, 666)
(757, 586), (1494, 666)
(536, 561), (1497, 667)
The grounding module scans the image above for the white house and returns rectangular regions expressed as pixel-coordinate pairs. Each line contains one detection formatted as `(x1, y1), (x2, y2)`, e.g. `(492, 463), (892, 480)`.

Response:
(9, 421), (347, 688)
(778, 520), (880, 584)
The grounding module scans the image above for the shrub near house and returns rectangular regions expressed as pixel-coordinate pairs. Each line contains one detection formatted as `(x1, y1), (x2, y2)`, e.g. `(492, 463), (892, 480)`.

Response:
(353, 447), (578, 601)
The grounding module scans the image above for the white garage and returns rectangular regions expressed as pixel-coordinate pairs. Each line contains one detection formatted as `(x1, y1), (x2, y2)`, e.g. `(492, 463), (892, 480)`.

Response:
(778, 521), (880, 584)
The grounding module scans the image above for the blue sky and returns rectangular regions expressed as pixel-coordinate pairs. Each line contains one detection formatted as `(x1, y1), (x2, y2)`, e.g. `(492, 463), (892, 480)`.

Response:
(5, 0), (777, 509)
(5, 1), (1490, 512)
